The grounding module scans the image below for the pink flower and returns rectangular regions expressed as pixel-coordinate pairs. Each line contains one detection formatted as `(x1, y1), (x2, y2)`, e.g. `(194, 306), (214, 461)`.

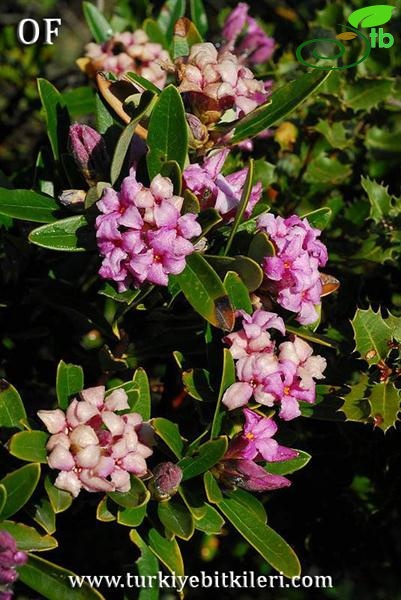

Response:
(96, 171), (201, 291)
(257, 214), (328, 325)
(0, 531), (27, 591)
(177, 42), (270, 125)
(217, 458), (291, 491)
(183, 149), (262, 220)
(221, 310), (326, 420)
(222, 4), (275, 67)
(38, 385), (153, 497)
(227, 408), (299, 462)
(84, 30), (170, 87)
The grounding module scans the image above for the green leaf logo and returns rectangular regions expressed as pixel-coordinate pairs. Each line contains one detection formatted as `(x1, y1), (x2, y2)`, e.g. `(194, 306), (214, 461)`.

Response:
(348, 5), (395, 28)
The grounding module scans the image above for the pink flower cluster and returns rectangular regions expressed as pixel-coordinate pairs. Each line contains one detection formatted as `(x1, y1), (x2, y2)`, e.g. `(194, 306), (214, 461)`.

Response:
(218, 409), (297, 491)
(37, 386), (153, 497)
(177, 42), (271, 125)
(222, 309), (326, 420)
(257, 214), (328, 325)
(0, 531), (27, 597)
(222, 3), (276, 66)
(84, 31), (169, 87)
(183, 149), (262, 219)
(96, 171), (201, 291)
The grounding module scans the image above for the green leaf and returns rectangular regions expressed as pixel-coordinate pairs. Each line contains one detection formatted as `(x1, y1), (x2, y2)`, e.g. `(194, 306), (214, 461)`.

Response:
(0, 380), (26, 430)
(143, 18), (168, 48)
(348, 5), (395, 28)
(0, 188), (60, 223)
(205, 255), (264, 293)
(179, 437), (228, 481)
(19, 554), (105, 600)
(230, 70), (331, 144)
(0, 463), (41, 520)
(111, 92), (157, 184)
(171, 253), (235, 331)
(342, 78), (394, 112)
(99, 282), (141, 304)
(61, 86), (96, 118)
(82, 1), (113, 43)
(44, 476), (73, 514)
(222, 488), (267, 524)
(265, 451), (311, 475)
(182, 368), (213, 401)
(37, 79), (70, 162)
(152, 417), (184, 459)
(224, 272), (252, 312)
(341, 374), (371, 423)
(124, 72), (162, 95)
(118, 503), (147, 527)
(108, 476), (150, 509)
(96, 496), (116, 522)
(29, 215), (92, 252)
(0, 521), (57, 551)
(157, 0), (186, 40)
(211, 349), (235, 438)
(130, 531), (159, 600)
(147, 85), (188, 179)
(224, 159), (254, 255)
(190, 0), (208, 36)
(368, 382), (401, 432)
(0, 485), (6, 515)
(304, 154), (351, 185)
(56, 360), (84, 410)
(286, 325), (338, 349)
(365, 128), (401, 154)
(361, 177), (397, 224)
(29, 498), (57, 535)
(147, 528), (184, 576)
(351, 306), (392, 365)
(196, 208), (222, 237)
(314, 120), (350, 150)
(9, 430), (48, 463)
(248, 232), (275, 264)
(158, 496), (195, 540)
(301, 207), (332, 230)
(130, 367), (152, 420)
(193, 503), (224, 534)
(213, 491), (301, 577)
(172, 17), (203, 59)
(204, 471), (223, 503)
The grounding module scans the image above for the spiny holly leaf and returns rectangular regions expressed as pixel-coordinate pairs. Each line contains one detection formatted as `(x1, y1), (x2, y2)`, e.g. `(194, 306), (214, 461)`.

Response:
(368, 382), (401, 432)
(361, 177), (398, 224)
(342, 78), (394, 112)
(386, 312), (401, 344)
(340, 374), (371, 423)
(351, 306), (392, 365)
(314, 120), (351, 150)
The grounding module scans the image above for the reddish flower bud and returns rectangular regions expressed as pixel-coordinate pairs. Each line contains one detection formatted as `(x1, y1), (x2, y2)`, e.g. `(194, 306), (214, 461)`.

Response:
(68, 124), (109, 186)
(150, 462), (183, 501)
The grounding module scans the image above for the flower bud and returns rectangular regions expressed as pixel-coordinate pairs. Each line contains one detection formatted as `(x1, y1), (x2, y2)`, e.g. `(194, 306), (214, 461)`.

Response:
(68, 124), (109, 186)
(58, 189), (86, 209)
(150, 462), (183, 501)
(0, 531), (27, 588)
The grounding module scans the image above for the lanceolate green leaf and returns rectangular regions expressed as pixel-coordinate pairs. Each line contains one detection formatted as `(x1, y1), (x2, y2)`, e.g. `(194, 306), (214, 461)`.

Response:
(230, 70), (331, 144)
(214, 492), (301, 577)
(147, 86), (188, 179)
(129, 367), (152, 420)
(0, 463), (41, 520)
(56, 361), (84, 410)
(9, 430), (49, 463)
(82, 2), (113, 43)
(19, 554), (105, 600)
(152, 417), (184, 459)
(0, 189), (60, 223)
(0, 521), (57, 552)
(29, 216), (93, 252)
(301, 207), (332, 230)
(147, 528), (184, 577)
(157, 496), (195, 540)
(130, 531), (159, 600)
(171, 253), (235, 331)
(224, 272), (252, 312)
(179, 437), (228, 480)
(0, 380), (26, 430)
(44, 476), (73, 514)
(211, 349), (235, 438)
(157, 0), (186, 40)
(37, 79), (70, 162)
(190, 0), (208, 36)
(265, 450), (312, 475)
